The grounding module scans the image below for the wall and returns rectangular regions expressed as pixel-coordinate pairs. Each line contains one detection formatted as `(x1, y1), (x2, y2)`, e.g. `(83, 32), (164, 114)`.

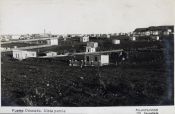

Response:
(80, 36), (89, 42)
(112, 40), (120, 44)
(46, 52), (57, 56)
(87, 42), (98, 48)
(84, 55), (99, 66)
(84, 54), (109, 66)
(13, 50), (36, 60)
(47, 38), (58, 45)
(100, 55), (109, 66)
(86, 47), (96, 53)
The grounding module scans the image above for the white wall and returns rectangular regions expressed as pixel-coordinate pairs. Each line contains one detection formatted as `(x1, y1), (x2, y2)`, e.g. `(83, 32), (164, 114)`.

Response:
(46, 52), (57, 56)
(47, 38), (58, 45)
(13, 50), (36, 60)
(112, 40), (120, 44)
(81, 36), (89, 42)
(87, 42), (98, 48)
(131, 37), (136, 41)
(100, 55), (109, 66)
(86, 47), (96, 53)
(12, 35), (21, 39)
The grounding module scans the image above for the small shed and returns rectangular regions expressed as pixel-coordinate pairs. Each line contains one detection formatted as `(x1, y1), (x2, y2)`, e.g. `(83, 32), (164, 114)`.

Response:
(131, 36), (136, 41)
(13, 49), (37, 60)
(80, 36), (89, 42)
(107, 34), (110, 38)
(87, 42), (98, 48)
(45, 51), (57, 57)
(112, 39), (120, 44)
(151, 36), (159, 41)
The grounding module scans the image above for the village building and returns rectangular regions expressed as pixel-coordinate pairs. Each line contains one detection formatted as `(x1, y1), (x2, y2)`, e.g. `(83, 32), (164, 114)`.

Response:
(133, 26), (174, 39)
(112, 39), (120, 44)
(133, 28), (148, 37)
(0, 35), (13, 42)
(80, 36), (89, 42)
(86, 47), (96, 53)
(107, 34), (111, 38)
(151, 36), (160, 41)
(87, 42), (98, 48)
(131, 36), (136, 41)
(12, 49), (37, 60)
(84, 54), (109, 66)
(85, 42), (98, 53)
(47, 38), (58, 45)
(44, 51), (57, 57)
(19, 34), (32, 40)
(69, 50), (125, 67)
(46, 51), (57, 57)
(163, 28), (173, 35)
(11, 35), (21, 40)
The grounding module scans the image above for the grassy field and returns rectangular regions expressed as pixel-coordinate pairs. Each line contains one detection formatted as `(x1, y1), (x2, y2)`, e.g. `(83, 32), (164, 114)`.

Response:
(1, 38), (174, 106)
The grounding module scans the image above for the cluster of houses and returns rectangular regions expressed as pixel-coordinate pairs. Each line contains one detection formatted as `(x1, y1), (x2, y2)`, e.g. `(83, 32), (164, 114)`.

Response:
(1, 25), (173, 43)
(5, 25), (174, 66)
(132, 25), (174, 40)
(0, 33), (54, 42)
(12, 40), (125, 67)
(71, 42), (110, 66)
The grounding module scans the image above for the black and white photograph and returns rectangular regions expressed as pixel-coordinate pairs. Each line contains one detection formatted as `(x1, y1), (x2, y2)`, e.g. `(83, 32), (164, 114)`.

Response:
(0, 0), (174, 113)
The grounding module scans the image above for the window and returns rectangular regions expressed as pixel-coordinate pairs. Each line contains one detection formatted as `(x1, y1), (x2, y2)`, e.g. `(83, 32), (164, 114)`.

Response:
(95, 56), (98, 61)
(86, 56), (89, 61)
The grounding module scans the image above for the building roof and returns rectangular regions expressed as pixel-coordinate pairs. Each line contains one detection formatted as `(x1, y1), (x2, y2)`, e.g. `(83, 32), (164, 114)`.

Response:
(134, 25), (174, 32)
(43, 51), (57, 54)
(134, 28), (148, 32)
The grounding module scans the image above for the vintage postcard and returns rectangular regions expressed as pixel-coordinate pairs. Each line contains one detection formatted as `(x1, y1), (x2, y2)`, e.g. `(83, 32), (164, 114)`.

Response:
(0, 0), (174, 114)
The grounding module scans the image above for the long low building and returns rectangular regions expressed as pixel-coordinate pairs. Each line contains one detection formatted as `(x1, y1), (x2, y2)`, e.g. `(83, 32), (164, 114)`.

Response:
(13, 49), (37, 60)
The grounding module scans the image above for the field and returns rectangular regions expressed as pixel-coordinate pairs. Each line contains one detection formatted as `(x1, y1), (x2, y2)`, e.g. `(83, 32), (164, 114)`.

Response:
(1, 38), (174, 106)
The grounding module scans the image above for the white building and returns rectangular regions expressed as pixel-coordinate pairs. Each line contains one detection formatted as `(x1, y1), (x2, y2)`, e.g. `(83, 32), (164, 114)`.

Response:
(86, 47), (96, 53)
(0, 35), (11, 42)
(131, 36), (136, 41)
(112, 39), (120, 44)
(85, 54), (109, 66)
(80, 36), (89, 42)
(45, 51), (57, 57)
(107, 34), (110, 38)
(47, 38), (58, 45)
(86, 42), (98, 53)
(13, 49), (37, 60)
(87, 42), (98, 48)
(152, 36), (160, 41)
(164, 29), (173, 35)
(12, 35), (21, 40)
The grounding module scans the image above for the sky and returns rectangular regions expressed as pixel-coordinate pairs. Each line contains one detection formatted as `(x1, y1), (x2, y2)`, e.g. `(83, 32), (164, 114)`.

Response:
(0, 0), (174, 34)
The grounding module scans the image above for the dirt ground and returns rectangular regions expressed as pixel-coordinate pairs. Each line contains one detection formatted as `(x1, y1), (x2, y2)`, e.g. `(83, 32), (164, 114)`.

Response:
(1, 39), (174, 106)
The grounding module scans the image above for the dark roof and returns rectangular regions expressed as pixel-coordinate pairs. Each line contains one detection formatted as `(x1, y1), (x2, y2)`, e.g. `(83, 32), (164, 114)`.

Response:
(149, 25), (174, 31)
(134, 25), (174, 32)
(134, 28), (148, 32)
